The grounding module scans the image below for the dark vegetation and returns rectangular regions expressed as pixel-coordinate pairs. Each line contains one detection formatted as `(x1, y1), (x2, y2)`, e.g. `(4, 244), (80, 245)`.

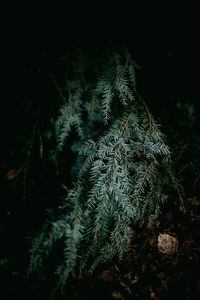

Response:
(0, 40), (199, 299)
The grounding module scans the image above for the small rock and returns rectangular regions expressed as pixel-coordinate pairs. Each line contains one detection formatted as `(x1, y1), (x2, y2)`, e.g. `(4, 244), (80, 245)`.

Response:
(157, 233), (179, 255)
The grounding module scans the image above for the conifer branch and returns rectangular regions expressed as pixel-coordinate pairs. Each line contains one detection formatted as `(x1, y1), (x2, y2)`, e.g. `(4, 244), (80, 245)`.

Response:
(135, 90), (152, 134)
(27, 48), (183, 295)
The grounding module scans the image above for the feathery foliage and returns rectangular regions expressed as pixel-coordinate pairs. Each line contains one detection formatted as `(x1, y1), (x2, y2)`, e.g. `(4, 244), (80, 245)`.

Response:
(27, 48), (183, 294)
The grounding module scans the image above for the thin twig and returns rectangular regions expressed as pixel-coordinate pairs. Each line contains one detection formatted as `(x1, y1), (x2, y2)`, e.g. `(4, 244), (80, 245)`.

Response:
(136, 90), (152, 134)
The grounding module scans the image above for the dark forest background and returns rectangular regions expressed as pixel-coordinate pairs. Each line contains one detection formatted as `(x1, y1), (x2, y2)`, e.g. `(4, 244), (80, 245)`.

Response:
(0, 30), (199, 299)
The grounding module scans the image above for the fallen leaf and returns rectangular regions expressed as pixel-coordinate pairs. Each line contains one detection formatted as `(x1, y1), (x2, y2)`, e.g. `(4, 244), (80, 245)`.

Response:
(6, 169), (16, 180)
(150, 291), (156, 299)
(155, 220), (161, 228)
(150, 264), (157, 272)
(146, 222), (154, 230)
(148, 286), (156, 299)
(179, 205), (186, 213)
(149, 237), (156, 247)
(111, 291), (125, 300)
(98, 270), (113, 283)
(161, 279), (168, 290)
(124, 271), (132, 280)
(114, 264), (120, 273)
(187, 196), (199, 206)
(142, 263), (146, 273)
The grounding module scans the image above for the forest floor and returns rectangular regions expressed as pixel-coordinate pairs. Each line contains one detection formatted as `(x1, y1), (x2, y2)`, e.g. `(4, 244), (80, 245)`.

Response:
(1, 42), (199, 299)
(60, 195), (200, 300)
(0, 170), (200, 300)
